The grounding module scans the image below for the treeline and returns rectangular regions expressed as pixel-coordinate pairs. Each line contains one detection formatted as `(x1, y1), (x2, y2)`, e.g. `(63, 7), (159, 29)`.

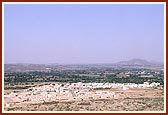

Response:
(4, 71), (164, 85)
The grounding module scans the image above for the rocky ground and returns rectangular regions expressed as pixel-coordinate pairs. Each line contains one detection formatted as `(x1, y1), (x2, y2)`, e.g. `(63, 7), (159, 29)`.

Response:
(6, 97), (164, 111)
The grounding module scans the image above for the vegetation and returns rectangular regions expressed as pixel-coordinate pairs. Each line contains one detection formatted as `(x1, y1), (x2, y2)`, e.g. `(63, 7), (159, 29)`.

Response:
(4, 68), (164, 85)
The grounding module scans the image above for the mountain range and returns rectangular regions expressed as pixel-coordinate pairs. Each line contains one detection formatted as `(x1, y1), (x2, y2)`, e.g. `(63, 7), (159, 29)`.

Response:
(115, 58), (163, 66)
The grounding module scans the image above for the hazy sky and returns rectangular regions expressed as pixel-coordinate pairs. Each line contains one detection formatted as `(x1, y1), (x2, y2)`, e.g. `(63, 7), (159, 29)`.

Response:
(4, 4), (164, 64)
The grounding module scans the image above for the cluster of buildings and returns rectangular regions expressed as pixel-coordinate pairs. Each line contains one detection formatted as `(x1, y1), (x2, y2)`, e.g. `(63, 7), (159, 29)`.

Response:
(4, 82), (161, 108)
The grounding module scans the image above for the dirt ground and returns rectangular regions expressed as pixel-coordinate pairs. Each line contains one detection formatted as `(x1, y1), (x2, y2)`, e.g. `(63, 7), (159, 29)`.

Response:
(4, 88), (164, 111)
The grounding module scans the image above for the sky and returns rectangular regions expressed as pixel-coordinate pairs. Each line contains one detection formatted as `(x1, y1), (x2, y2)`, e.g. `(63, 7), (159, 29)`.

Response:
(4, 4), (164, 64)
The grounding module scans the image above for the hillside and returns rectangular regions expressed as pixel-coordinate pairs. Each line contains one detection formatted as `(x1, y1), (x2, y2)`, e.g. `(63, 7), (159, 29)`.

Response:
(115, 59), (163, 66)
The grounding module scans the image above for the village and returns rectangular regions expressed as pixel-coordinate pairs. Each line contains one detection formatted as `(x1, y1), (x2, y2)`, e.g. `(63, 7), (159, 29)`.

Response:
(4, 81), (162, 109)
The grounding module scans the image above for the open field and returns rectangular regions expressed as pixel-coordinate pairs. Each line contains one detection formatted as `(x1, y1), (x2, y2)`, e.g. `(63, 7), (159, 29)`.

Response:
(5, 97), (164, 111)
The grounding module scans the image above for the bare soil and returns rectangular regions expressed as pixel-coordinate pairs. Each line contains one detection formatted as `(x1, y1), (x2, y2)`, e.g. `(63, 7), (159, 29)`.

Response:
(4, 87), (164, 111)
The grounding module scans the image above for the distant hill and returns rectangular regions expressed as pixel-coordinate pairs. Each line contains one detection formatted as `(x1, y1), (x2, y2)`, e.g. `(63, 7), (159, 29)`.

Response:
(115, 58), (163, 66)
(4, 63), (47, 72)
